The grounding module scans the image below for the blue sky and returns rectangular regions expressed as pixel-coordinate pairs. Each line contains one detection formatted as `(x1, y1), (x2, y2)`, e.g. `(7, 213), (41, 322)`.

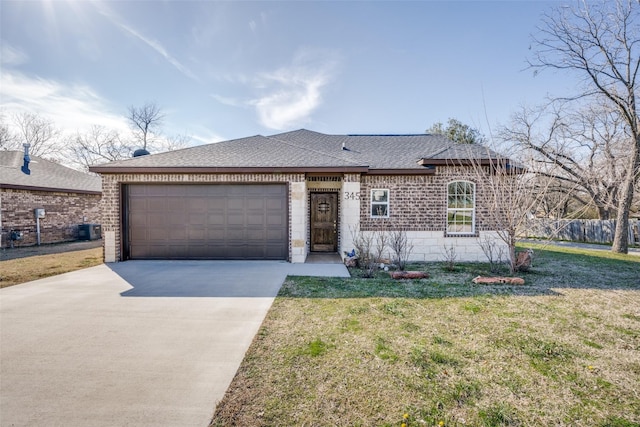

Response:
(1, 0), (574, 145)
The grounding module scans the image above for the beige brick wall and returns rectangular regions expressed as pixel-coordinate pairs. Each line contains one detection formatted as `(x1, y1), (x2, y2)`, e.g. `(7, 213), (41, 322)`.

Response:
(1, 188), (101, 248)
(347, 230), (507, 262)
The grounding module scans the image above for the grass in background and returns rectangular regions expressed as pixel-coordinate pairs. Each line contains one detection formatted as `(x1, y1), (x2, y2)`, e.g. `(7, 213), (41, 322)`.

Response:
(211, 245), (640, 426)
(0, 248), (103, 288)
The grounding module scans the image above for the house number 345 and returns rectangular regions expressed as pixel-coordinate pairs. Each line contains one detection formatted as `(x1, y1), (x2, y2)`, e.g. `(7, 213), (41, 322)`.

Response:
(344, 192), (360, 200)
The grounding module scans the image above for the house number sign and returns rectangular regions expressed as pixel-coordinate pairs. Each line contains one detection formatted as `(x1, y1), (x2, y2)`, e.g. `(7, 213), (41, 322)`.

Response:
(344, 192), (360, 200)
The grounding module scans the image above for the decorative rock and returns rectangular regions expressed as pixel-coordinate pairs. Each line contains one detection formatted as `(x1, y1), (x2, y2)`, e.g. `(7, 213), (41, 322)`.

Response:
(515, 249), (534, 272)
(390, 271), (429, 280)
(344, 256), (358, 268)
(472, 276), (525, 285)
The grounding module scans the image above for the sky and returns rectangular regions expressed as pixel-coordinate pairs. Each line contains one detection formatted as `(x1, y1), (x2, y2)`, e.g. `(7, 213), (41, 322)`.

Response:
(0, 0), (578, 147)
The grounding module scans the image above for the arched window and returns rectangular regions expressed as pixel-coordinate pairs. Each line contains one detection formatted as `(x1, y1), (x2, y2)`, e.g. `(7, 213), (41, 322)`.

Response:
(447, 181), (475, 234)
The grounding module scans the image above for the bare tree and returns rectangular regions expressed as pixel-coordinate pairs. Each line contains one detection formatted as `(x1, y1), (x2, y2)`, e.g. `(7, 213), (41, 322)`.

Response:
(501, 101), (630, 220)
(11, 112), (61, 158)
(127, 102), (164, 150)
(464, 149), (568, 273)
(155, 132), (191, 153)
(0, 112), (16, 150)
(66, 125), (133, 171)
(529, 0), (639, 253)
(388, 229), (413, 271)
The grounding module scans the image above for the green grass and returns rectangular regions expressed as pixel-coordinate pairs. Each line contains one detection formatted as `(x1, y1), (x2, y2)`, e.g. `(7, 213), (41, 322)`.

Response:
(0, 248), (103, 288)
(211, 245), (640, 426)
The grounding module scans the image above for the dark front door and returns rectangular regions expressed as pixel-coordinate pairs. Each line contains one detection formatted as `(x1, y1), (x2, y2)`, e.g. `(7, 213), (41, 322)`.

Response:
(310, 192), (338, 252)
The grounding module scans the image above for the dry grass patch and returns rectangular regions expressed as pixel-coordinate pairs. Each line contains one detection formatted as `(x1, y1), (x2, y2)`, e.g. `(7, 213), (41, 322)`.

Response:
(0, 248), (103, 288)
(212, 247), (640, 426)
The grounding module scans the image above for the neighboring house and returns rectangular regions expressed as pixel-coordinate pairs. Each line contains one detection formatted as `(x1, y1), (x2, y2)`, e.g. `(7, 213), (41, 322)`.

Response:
(90, 129), (509, 263)
(0, 150), (102, 248)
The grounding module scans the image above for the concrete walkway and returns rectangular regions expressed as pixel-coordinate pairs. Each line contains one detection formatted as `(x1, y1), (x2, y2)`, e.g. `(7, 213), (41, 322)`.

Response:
(0, 261), (349, 427)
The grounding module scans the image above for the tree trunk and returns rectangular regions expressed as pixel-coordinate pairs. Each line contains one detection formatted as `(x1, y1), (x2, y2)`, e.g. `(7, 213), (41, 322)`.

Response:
(597, 206), (609, 220)
(612, 137), (640, 253)
(508, 232), (517, 274)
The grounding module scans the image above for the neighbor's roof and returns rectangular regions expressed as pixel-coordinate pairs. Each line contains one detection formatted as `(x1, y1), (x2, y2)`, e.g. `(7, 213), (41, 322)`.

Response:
(89, 129), (499, 174)
(0, 151), (102, 194)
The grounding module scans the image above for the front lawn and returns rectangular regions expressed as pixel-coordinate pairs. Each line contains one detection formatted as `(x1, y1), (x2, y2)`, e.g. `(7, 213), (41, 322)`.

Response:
(211, 245), (640, 426)
(0, 248), (103, 288)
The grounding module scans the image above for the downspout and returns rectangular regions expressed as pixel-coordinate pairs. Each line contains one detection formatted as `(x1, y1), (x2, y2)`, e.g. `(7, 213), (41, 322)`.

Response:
(36, 213), (41, 246)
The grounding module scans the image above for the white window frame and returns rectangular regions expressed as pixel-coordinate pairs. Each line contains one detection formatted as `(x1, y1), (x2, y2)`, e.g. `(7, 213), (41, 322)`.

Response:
(446, 181), (475, 235)
(370, 188), (390, 218)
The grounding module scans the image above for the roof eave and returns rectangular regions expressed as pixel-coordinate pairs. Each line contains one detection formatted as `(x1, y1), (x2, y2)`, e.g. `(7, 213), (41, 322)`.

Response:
(89, 166), (370, 174)
(365, 168), (436, 175)
(417, 158), (495, 167)
(0, 183), (102, 195)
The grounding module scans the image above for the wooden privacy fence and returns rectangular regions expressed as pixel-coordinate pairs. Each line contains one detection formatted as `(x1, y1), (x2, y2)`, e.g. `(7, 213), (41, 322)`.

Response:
(522, 219), (640, 246)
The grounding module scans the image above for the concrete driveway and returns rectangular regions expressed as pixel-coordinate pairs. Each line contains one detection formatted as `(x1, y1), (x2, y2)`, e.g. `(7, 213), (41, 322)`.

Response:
(0, 261), (349, 427)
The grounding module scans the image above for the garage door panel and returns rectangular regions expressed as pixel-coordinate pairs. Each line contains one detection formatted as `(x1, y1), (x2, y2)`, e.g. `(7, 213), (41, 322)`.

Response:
(247, 214), (264, 226)
(187, 199), (207, 212)
(267, 214), (285, 226)
(208, 214), (225, 225)
(266, 198), (285, 210)
(247, 199), (264, 210)
(227, 215), (245, 225)
(147, 227), (169, 241)
(188, 213), (207, 225)
(126, 184), (287, 260)
(207, 229), (225, 240)
(246, 229), (266, 240)
(147, 199), (166, 211)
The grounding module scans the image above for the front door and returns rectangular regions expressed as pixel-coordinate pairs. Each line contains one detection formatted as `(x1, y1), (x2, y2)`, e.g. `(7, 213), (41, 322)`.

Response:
(310, 192), (338, 252)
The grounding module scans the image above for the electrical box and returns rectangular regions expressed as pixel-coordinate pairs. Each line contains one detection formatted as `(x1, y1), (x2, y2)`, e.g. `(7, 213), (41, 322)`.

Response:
(35, 208), (45, 219)
(78, 224), (102, 241)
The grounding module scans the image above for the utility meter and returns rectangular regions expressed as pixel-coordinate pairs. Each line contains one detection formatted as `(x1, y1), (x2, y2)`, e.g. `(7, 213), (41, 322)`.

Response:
(35, 208), (45, 219)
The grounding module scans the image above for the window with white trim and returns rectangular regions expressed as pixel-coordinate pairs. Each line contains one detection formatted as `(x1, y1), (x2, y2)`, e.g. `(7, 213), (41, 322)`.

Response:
(370, 189), (389, 218)
(447, 181), (475, 234)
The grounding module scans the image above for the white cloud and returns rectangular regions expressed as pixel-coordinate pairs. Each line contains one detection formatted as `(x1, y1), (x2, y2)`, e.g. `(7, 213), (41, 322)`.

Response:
(1, 42), (28, 66)
(94, 3), (198, 82)
(0, 70), (130, 134)
(211, 93), (244, 108)
(249, 49), (340, 130)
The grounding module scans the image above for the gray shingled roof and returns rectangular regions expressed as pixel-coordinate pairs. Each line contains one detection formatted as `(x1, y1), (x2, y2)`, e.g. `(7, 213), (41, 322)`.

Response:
(0, 151), (102, 193)
(90, 129), (498, 172)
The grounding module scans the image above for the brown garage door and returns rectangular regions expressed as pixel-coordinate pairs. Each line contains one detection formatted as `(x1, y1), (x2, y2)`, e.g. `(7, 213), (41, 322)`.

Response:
(125, 184), (288, 260)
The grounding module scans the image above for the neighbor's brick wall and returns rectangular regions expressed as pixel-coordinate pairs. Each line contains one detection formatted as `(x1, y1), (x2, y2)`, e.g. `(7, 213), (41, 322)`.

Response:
(359, 167), (493, 233)
(100, 173), (305, 262)
(0, 188), (101, 248)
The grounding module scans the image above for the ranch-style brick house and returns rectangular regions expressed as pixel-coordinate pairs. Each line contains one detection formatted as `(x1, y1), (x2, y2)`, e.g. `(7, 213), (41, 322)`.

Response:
(1, 150), (102, 248)
(90, 129), (507, 263)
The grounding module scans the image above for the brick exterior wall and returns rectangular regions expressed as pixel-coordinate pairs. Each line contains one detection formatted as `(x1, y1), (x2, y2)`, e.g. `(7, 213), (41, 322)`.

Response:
(359, 167), (492, 234)
(99, 168), (505, 263)
(0, 188), (101, 248)
(100, 173), (305, 262)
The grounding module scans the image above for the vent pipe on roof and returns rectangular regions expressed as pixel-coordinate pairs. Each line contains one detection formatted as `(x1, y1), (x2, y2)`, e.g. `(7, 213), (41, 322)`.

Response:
(21, 144), (31, 175)
(342, 142), (347, 151)
(133, 148), (150, 157)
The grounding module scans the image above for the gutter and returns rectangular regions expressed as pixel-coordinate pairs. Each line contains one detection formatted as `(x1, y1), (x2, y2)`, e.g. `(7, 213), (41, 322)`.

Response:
(0, 184), (102, 195)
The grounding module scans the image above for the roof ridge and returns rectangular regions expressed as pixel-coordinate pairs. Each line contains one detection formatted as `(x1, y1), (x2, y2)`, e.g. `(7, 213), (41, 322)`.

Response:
(265, 133), (366, 167)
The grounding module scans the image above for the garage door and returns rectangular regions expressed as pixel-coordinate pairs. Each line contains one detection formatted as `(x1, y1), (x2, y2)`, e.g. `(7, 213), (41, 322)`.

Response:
(125, 184), (288, 260)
